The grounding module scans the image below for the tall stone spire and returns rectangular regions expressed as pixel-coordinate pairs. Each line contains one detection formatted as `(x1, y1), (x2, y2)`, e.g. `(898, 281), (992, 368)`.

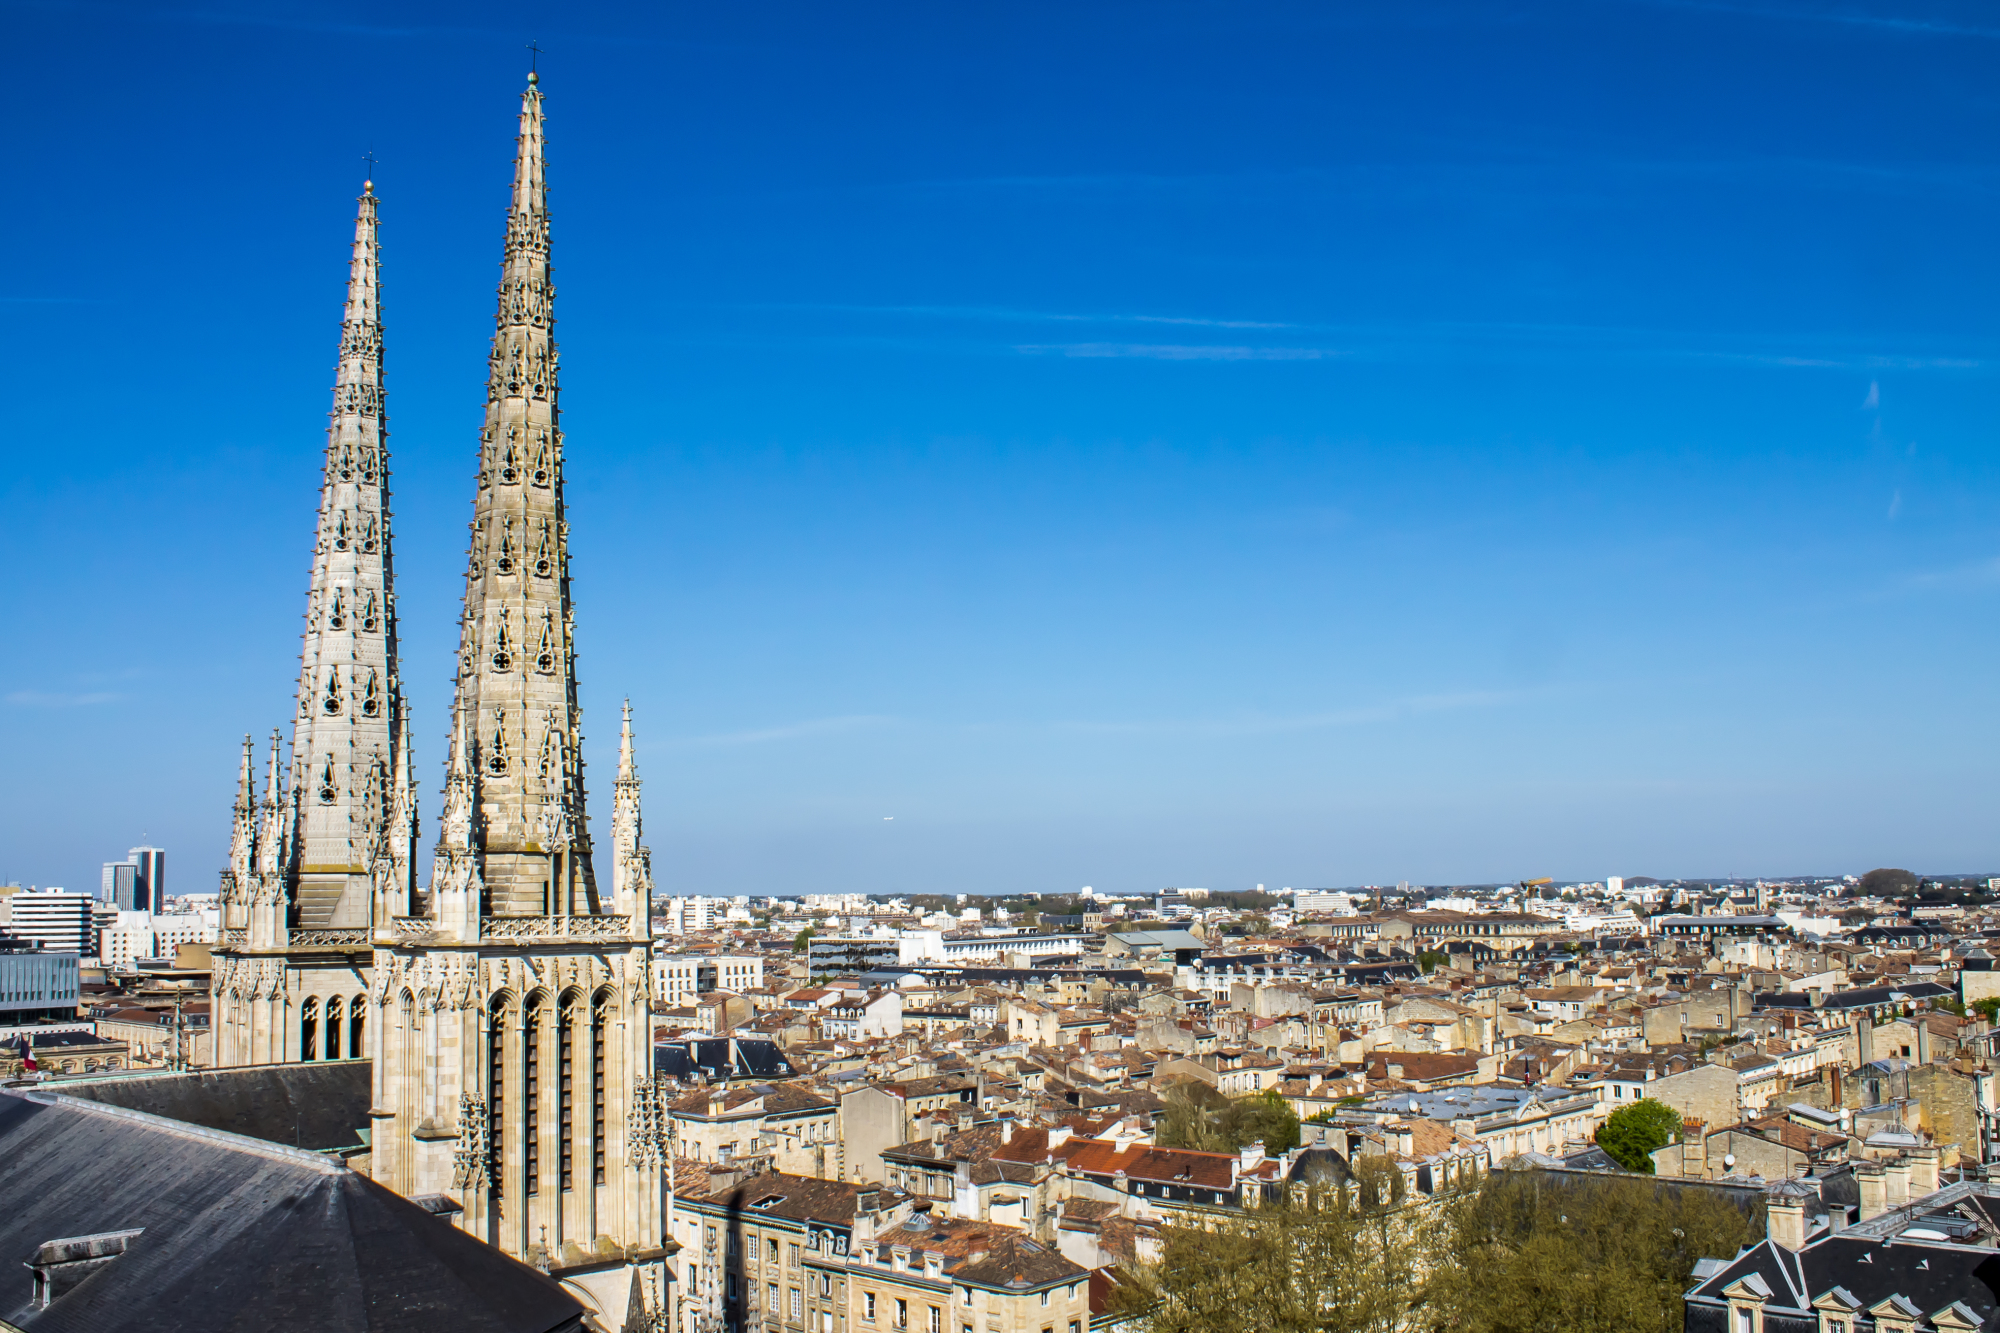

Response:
(433, 69), (594, 921)
(283, 178), (417, 931)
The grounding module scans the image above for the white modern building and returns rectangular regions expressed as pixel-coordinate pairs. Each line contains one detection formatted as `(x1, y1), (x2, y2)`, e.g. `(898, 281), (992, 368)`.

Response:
(894, 929), (1095, 966)
(9, 891), (95, 957)
(652, 952), (765, 1005)
(654, 896), (726, 935)
(99, 910), (218, 970)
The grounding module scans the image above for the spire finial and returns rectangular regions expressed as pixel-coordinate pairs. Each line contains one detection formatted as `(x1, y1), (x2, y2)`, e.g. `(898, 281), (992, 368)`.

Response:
(264, 729), (283, 803)
(526, 38), (543, 83)
(362, 148), (378, 195)
(617, 699), (636, 782)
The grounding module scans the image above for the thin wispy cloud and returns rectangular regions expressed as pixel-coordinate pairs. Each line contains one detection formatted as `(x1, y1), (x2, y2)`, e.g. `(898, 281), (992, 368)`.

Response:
(675, 714), (895, 747)
(1016, 343), (1335, 362)
(21, 0), (429, 37)
(696, 301), (1989, 372)
(6, 690), (122, 707)
(1621, 0), (2000, 41)
(1905, 556), (2000, 590)
(1058, 689), (1530, 739)
(735, 301), (1293, 330)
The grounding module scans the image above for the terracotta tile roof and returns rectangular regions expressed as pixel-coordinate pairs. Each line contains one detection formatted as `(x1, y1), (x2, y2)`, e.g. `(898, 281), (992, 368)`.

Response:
(1054, 1138), (1239, 1190)
(864, 1216), (1085, 1289)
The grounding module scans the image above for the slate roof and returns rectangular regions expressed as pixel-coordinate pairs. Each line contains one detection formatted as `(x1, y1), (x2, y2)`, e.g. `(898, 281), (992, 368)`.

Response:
(689, 1170), (875, 1225)
(1687, 1233), (2000, 1330)
(0, 1087), (583, 1333)
(56, 1059), (372, 1152)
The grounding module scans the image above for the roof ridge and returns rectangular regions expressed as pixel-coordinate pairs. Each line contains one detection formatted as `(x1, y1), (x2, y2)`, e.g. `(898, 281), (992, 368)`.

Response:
(11, 1086), (348, 1175)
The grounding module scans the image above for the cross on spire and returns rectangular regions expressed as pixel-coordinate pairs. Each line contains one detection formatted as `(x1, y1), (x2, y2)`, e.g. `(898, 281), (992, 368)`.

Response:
(362, 148), (379, 192)
(527, 38), (544, 75)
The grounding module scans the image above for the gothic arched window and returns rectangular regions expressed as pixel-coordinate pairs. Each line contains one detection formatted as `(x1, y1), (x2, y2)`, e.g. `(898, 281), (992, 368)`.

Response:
(523, 990), (545, 1197)
(591, 987), (611, 1187)
(489, 992), (510, 1201)
(558, 991), (577, 1191)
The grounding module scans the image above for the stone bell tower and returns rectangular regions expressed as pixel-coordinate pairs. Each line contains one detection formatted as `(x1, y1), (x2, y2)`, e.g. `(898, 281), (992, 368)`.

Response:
(363, 72), (668, 1326)
(212, 178), (419, 1068)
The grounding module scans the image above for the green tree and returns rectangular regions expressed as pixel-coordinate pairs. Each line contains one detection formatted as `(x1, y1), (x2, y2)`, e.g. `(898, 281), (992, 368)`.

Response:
(1146, 1175), (1438, 1333)
(1594, 1098), (1683, 1173)
(1156, 1084), (1301, 1155)
(1428, 1171), (1762, 1333)
(1219, 1088), (1301, 1155)
(1154, 1083), (1232, 1152)
(791, 927), (814, 953)
(1417, 950), (1449, 975)
(1859, 867), (1919, 896)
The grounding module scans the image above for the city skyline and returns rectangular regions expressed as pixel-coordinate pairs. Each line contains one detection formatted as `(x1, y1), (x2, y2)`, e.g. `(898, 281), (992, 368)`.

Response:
(8, 0), (2000, 894)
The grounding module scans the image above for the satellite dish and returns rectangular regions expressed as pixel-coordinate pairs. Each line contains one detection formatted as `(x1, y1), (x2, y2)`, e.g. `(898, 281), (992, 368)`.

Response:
(1723, 1153), (1736, 1170)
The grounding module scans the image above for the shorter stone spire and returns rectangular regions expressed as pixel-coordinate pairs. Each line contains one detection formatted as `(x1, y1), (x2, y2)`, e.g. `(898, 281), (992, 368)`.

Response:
(227, 735), (255, 879)
(617, 698), (636, 782)
(429, 704), (485, 941)
(609, 699), (649, 920)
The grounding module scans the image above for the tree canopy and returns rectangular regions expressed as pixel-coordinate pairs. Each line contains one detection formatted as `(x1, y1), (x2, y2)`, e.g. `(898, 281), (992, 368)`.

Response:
(1155, 1084), (1301, 1155)
(1859, 867), (1919, 896)
(1594, 1098), (1683, 1173)
(1136, 1167), (1761, 1333)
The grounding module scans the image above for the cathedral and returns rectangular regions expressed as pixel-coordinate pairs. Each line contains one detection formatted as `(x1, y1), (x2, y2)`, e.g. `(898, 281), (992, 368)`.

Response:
(208, 71), (671, 1327)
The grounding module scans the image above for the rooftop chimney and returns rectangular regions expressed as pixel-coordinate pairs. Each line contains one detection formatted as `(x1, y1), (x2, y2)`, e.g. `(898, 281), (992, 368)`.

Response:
(1855, 1160), (1887, 1221)
(1908, 1145), (1940, 1197)
(1682, 1120), (1707, 1179)
(1884, 1157), (1911, 1209)
(1765, 1195), (1807, 1251)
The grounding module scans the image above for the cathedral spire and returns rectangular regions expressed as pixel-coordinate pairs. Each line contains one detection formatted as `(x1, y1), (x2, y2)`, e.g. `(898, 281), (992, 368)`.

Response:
(281, 176), (414, 934)
(433, 71), (595, 921)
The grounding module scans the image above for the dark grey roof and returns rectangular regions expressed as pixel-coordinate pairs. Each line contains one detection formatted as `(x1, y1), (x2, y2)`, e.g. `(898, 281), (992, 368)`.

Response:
(1687, 1234), (2000, 1329)
(56, 1060), (372, 1152)
(654, 1037), (795, 1084)
(0, 1087), (583, 1333)
(1754, 981), (1955, 1012)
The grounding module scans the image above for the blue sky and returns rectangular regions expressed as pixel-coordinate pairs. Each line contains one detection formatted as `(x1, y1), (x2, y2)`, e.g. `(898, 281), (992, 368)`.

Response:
(6, 0), (2000, 896)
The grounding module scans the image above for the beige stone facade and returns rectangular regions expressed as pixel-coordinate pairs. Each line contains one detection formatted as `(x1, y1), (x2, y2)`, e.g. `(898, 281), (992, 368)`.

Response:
(204, 74), (670, 1330)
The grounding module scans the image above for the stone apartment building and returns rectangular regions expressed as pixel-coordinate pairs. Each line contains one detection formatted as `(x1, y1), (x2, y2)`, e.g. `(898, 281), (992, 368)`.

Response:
(671, 1083), (841, 1175)
(675, 1169), (1092, 1333)
(842, 1077), (982, 1185)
